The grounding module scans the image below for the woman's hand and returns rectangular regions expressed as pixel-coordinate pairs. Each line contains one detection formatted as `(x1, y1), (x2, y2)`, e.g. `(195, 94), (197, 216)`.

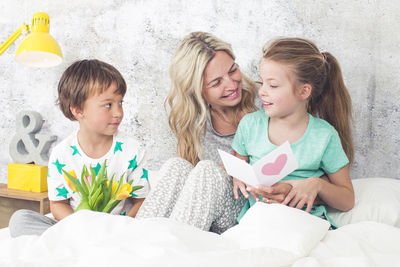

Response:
(233, 177), (258, 200)
(281, 177), (321, 212)
(247, 182), (292, 204)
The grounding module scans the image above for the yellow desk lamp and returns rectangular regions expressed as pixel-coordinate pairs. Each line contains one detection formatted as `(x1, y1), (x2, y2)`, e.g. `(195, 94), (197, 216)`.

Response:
(0, 12), (62, 68)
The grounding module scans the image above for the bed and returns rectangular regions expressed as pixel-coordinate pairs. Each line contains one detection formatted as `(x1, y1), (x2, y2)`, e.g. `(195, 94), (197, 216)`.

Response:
(1, 177), (400, 267)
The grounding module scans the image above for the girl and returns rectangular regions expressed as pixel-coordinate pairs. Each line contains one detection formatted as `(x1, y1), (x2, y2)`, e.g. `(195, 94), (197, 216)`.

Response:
(232, 37), (355, 227)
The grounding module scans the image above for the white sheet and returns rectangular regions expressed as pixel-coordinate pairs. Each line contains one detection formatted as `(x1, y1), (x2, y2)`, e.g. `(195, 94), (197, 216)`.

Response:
(1, 206), (400, 267)
(0, 228), (10, 240)
(299, 221), (400, 267)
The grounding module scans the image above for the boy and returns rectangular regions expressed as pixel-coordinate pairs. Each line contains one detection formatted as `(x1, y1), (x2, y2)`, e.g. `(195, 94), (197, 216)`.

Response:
(9, 59), (149, 237)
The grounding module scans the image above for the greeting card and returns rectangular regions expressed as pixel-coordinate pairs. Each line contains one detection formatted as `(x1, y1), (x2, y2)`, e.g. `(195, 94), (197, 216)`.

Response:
(218, 141), (298, 187)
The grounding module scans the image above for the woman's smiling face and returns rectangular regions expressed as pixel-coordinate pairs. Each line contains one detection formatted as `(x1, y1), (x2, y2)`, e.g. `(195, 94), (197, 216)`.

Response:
(202, 51), (243, 110)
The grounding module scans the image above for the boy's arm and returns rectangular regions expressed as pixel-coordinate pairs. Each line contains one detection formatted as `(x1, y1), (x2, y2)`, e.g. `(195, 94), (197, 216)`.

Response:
(50, 199), (74, 221)
(124, 142), (149, 215)
(126, 198), (145, 218)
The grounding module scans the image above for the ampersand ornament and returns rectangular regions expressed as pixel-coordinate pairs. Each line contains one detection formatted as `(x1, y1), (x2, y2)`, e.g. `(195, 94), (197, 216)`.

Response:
(9, 110), (57, 166)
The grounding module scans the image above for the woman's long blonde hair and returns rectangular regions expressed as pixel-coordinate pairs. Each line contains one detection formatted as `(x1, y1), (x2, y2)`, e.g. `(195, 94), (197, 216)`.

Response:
(263, 38), (354, 164)
(166, 32), (257, 165)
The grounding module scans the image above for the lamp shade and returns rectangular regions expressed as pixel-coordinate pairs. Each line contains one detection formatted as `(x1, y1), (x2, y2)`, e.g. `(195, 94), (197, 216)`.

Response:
(15, 12), (62, 68)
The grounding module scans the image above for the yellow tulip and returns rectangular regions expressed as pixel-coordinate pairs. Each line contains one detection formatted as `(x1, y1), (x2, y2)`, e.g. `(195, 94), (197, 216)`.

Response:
(116, 183), (132, 200)
(107, 180), (119, 195)
(112, 180), (118, 195)
(63, 170), (77, 192)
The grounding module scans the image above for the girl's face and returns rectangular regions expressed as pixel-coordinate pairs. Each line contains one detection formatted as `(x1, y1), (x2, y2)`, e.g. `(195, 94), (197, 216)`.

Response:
(258, 58), (305, 118)
(202, 51), (243, 110)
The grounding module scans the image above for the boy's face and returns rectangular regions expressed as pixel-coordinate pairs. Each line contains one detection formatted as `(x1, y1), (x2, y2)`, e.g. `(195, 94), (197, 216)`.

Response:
(78, 82), (124, 138)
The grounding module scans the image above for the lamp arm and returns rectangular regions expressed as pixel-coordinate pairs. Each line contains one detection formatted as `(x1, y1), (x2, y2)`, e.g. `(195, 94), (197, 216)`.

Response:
(0, 23), (30, 56)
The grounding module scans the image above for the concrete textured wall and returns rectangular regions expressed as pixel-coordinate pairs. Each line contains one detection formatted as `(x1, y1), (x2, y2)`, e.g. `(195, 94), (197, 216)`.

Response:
(0, 0), (399, 184)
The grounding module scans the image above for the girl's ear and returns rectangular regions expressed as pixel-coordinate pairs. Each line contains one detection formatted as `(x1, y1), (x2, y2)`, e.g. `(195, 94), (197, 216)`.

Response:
(70, 106), (84, 120)
(298, 83), (312, 100)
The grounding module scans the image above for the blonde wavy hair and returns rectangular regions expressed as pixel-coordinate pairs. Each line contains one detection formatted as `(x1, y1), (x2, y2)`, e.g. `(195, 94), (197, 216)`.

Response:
(166, 32), (257, 165)
(263, 38), (354, 164)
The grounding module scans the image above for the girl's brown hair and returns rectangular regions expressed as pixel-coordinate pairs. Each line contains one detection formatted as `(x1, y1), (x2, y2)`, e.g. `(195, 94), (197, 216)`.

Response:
(263, 38), (353, 164)
(57, 59), (126, 121)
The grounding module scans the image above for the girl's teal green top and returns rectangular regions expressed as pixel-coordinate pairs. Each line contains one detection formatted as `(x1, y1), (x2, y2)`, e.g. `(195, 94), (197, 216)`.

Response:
(232, 110), (349, 228)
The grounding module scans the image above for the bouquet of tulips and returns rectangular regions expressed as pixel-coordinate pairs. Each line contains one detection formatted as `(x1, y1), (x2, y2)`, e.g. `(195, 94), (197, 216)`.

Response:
(62, 160), (143, 213)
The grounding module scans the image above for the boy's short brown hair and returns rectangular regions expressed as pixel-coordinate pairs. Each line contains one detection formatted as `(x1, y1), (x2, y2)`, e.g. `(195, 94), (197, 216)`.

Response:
(57, 59), (127, 121)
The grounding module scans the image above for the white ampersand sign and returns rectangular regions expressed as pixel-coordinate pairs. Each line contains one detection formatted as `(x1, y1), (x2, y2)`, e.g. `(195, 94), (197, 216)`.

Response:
(9, 110), (57, 166)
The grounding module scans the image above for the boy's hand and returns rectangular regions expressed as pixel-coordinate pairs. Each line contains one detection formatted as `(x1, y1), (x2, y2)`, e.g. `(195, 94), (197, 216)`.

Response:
(281, 177), (321, 212)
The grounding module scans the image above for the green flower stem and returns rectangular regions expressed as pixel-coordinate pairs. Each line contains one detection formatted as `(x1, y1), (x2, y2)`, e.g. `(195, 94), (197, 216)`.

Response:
(102, 199), (121, 213)
(75, 200), (91, 212)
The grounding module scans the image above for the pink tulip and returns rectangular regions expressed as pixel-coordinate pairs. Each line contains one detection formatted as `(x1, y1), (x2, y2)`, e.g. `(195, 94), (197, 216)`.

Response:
(85, 175), (92, 185)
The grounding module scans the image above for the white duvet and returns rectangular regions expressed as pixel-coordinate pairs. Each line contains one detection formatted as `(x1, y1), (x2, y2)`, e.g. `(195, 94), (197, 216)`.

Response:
(0, 203), (399, 267)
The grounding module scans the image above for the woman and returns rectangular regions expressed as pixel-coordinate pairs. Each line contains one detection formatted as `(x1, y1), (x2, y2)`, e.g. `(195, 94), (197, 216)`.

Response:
(136, 32), (291, 233)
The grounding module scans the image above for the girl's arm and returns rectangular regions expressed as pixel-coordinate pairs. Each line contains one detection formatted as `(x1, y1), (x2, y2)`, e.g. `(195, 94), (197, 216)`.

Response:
(248, 183), (292, 204)
(50, 199), (74, 221)
(232, 153), (292, 202)
(282, 165), (354, 212)
(313, 174), (329, 205)
(315, 165), (354, 211)
(232, 153), (253, 200)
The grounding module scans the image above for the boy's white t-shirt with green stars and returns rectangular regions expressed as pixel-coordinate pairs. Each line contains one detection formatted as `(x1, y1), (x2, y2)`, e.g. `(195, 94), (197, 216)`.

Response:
(47, 130), (149, 215)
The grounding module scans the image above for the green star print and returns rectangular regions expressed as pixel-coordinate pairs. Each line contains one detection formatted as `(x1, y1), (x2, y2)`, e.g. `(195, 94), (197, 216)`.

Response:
(128, 155), (138, 170)
(140, 168), (148, 181)
(52, 159), (66, 174)
(93, 163), (102, 175)
(70, 145), (81, 156)
(114, 141), (123, 154)
(56, 186), (69, 199)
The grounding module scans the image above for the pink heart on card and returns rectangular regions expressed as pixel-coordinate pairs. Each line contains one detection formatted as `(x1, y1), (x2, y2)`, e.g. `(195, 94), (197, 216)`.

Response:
(261, 154), (288, 176)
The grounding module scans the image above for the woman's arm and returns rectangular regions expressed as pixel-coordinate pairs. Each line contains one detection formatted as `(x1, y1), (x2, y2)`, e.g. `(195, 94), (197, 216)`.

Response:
(50, 199), (74, 221)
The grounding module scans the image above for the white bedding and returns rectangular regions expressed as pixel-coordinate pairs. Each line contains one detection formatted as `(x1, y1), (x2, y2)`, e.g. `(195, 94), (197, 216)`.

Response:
(0, 203), (399, 267)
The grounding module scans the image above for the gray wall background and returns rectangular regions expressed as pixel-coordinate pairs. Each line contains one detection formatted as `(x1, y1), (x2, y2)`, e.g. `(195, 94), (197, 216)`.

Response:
(0, 0), (399, 184)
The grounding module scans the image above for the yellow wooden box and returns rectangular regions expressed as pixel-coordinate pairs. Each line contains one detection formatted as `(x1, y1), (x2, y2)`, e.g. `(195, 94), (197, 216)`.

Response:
(7, 163), (48, 192)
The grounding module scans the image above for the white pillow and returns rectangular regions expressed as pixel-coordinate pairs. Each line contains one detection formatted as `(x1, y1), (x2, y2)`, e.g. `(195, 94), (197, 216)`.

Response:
(222, 202), (330, 257)
(327, 178), (400, 227)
